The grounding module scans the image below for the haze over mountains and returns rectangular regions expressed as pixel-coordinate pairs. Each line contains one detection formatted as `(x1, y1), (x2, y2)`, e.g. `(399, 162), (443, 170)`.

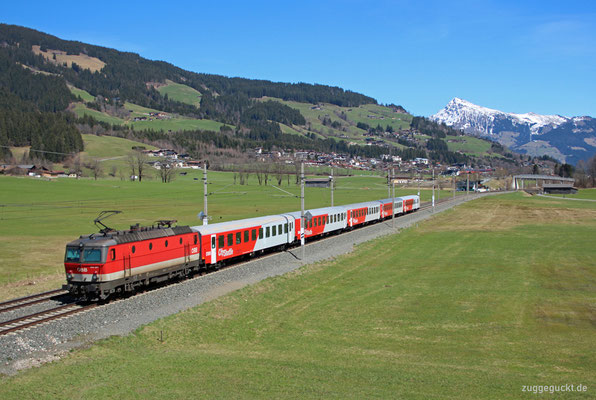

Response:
(431, 98), (596, 165)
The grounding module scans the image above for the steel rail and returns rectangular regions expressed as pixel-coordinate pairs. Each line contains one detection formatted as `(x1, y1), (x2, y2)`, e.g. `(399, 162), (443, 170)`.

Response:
(0, 303), (96, 336)
(0, 289), (69, 313)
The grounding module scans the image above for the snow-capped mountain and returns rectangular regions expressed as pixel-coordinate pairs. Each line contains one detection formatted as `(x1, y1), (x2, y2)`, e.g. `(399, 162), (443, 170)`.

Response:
(431, 98), (596, 164)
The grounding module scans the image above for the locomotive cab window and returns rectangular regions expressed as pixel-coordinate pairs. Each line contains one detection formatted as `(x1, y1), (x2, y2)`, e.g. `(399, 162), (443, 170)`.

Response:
(65, 248), (81, 262)
(83, 248), (102, 262)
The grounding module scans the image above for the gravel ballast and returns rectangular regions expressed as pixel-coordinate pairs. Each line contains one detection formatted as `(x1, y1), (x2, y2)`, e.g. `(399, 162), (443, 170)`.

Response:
(0, 193), (497, 375)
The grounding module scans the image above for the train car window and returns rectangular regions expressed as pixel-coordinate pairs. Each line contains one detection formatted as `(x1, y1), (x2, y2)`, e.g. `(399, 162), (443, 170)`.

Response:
(278, 224), (282, 234)
(149, 243), (153, 250)
(227, 233), (233, 246)
(244, 230), (249, 242)
(236, 232), (241, 244)
(284, 223), (288, 233)
(165, 240), (169, 248)
(272, 225), (277, 236)
(211, 237), (215, 248)
(252, 229), (257, 241)
(219, 236), (224, 248)
(132, 245), (136, 254)
(266, 227), (270, 238)
(259, 228), (263, 239)
(110, 248), (116, 261)
(194, 235), (198, 245)
(326, 216), (329, 224)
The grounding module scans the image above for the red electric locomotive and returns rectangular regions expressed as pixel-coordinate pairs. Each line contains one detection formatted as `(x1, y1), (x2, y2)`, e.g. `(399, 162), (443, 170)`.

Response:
(64, 215), (201, 301)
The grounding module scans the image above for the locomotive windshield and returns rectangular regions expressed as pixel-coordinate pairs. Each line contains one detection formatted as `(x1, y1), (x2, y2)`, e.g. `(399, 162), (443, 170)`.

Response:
(83, 249), (102, 262)
(65, 247), (104, 263)
(65, 247), (81, 262)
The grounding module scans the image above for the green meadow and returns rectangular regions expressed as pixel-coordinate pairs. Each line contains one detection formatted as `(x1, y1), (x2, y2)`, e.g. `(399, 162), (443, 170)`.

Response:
(156, 80), (202, 107)
(1, 192), (594, 398)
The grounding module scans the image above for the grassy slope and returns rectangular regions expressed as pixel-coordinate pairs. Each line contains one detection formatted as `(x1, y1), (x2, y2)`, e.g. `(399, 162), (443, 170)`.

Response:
(68, 85), (95, 102)
(71, 103), (124, 125)
(0, 172), (445, 299)
(446, 135), (493, 156)
(269, 98), (412, 145)
(156, 80), (202, 107)
(1, 193), (594, 398)
(72, 100), (228, 132)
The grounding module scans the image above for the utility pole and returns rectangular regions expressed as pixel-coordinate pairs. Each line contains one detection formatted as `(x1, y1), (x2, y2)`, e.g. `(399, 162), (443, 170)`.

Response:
(391, 168), (395, 229)
(203, 162), (208, 225)
(466, 173), (469, 199)
(453, 176), (456, 201)
(432, 168), (435, 213)
(387, 170), (391, 198)
(300, 162), (305, 262)
(330, 167), (334, 207)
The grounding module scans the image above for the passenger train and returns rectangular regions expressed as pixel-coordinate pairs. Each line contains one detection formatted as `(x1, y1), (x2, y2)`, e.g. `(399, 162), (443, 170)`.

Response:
(64, 195), (420, 300)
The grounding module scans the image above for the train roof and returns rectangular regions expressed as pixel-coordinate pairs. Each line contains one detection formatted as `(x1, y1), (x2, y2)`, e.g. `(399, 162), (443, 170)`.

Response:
(67, 225), (193, 247)
(343, 200), (383, 209)
(191, 214), (289, 235)
(378, 195), (419, 203)
(283, 205), (347, 218)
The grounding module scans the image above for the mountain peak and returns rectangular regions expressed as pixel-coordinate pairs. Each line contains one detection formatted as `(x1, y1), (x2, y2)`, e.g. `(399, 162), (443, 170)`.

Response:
(430, 98), (596, 165)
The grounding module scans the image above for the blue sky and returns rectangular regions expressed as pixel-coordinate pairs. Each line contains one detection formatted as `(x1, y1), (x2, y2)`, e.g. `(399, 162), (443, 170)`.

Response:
(2, 0), (595, 117)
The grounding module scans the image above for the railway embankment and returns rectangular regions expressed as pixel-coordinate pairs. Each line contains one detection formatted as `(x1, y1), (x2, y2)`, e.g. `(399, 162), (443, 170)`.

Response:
(0, 192), (501, 375)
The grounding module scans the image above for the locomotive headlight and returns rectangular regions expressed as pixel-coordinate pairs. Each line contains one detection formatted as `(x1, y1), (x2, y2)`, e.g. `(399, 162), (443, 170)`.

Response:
(66, 272), (73, 281)
(92, 273), (98, 282)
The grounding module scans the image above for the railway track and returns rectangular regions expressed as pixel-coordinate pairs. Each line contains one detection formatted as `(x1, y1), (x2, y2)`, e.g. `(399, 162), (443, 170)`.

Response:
(0, 303), (96, 336)
(0, 289), (69, 313)
(0, 194), (474, 337)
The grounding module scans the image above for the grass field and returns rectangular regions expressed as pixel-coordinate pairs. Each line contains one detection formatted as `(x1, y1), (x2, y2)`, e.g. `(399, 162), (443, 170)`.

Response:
(0, 172), (445, 299)
(71, 103), (124, 125)
(0, 192), (594, 398)
(68, 85), (95, 103)
(446, 135), (492, 156)
(156, 80), (202, 107)
(547, 188), (596, 200)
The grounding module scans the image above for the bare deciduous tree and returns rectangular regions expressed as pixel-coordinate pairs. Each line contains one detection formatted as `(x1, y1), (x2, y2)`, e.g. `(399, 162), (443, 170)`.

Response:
(89, 159), (103, 181)
(158, 163), (176, 183)
(126, 151), (149, 182)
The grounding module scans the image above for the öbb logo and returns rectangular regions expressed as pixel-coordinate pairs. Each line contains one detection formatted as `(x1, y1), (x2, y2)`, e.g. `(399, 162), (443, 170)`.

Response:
(218, 248), (234, 257)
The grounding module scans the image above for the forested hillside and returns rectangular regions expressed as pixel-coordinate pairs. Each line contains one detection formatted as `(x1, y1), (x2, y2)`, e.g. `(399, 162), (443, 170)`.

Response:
(0, 23), (514, 168)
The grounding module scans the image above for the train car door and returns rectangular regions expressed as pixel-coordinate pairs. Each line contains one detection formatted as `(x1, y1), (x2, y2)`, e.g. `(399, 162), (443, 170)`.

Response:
(210, 235), (216, 264)
(123, 249), (131, 278)
(184, 241), (190, 264)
